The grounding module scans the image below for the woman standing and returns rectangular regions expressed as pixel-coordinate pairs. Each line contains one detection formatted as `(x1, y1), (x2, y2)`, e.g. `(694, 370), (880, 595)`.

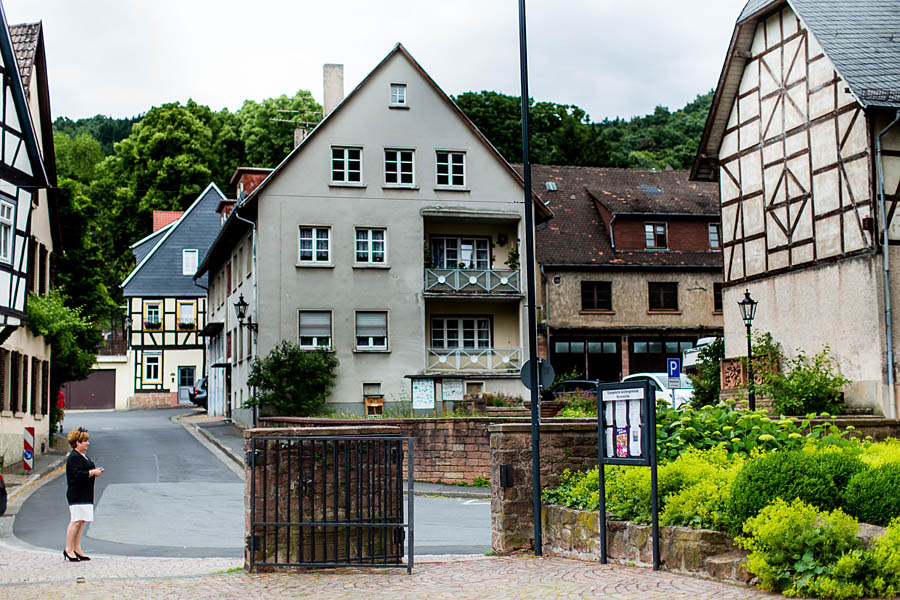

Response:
(64, 427), (103, 561)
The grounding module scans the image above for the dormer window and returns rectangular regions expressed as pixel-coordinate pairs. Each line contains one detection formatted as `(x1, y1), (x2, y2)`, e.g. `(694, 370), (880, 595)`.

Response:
(390, 83), (407, 107)
(644, 223), (667, 249)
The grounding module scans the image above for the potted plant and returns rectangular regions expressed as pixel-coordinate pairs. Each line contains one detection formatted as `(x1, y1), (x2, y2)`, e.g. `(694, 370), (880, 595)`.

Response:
(177, 321), (194, 330)
(144, 320), (161, 330)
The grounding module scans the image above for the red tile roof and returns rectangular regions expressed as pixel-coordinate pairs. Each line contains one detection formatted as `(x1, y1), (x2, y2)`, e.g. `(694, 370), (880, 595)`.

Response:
(521, 165), (721, 268)
(152, 210), (183, 232)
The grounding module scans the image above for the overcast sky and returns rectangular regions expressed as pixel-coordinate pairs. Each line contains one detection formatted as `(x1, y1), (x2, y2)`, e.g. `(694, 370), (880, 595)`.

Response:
(4, 0), (749, 123)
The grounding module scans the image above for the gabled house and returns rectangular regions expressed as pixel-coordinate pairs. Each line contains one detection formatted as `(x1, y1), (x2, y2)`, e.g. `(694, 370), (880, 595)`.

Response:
(692, 0), (900, 415)
(0, 13), (60, 465)
(196, 44), (551, 424)
(530, 166), (722, 381)
(116, 183), (226, 409)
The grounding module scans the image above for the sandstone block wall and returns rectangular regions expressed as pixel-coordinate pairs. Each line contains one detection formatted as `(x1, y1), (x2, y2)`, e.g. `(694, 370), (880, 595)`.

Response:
(489, 422), (597, 552)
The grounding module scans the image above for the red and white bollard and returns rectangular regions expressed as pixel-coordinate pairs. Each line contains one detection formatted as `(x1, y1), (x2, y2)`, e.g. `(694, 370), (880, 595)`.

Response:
(23, 426), (34, 471)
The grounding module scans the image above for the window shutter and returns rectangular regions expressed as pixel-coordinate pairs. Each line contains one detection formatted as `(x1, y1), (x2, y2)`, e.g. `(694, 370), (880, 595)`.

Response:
(356, 312), (386, 337)
(300, 312), (331, 337)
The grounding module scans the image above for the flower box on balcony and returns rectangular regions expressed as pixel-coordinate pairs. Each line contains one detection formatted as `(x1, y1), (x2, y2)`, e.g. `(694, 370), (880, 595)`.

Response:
(143, 321), (162, 330)
(177, 322), (195, 330)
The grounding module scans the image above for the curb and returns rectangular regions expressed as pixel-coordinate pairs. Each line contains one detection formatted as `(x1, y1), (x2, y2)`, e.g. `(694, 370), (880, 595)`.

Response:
(194, 425), (244, 468)
(6, 455), (67, 501)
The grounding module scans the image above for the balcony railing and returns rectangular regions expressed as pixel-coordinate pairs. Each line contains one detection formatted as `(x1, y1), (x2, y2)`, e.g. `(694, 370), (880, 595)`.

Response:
(426, 346), (522, 373)
(424, 268), (521, 294)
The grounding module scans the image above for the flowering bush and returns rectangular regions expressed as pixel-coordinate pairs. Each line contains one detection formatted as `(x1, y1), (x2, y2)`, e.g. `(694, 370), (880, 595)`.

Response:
(555, 388), (597, 417)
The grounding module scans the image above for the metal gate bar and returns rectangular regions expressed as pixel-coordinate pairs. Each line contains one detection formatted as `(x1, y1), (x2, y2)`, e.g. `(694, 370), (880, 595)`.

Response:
(247, 435), (413, 573)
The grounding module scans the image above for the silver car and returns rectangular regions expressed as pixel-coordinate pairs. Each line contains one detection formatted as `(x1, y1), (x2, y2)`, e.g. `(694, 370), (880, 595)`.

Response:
(621, 372), (693, 409)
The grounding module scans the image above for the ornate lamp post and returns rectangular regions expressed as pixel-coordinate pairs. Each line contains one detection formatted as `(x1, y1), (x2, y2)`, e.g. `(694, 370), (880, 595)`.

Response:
(737, 289), (758, 410)
(233, 293), (258, 332)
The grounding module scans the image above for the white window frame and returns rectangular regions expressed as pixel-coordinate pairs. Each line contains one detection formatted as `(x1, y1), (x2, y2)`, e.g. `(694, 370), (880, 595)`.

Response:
(143, 354), (161, 383)
(331, 146), (363, 185)
(435, 151), (466, 188)
(384, 149), (415, 187)
(182, 249), (198, 275)
(354, 228), (387, 265)
(355, 311), (388, 351)
(430, 236), (490, 269)
(390, 83), (407, 107)
(298, 226), (332, 265)
(431, 317), (492, 349)
(144, 301), (162, 326)
(0, 200), (12, 263)
(298, 310), (333, 349)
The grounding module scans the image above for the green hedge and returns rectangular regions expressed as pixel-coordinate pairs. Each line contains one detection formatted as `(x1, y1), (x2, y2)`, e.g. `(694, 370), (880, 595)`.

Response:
(844, 463), (900, 526)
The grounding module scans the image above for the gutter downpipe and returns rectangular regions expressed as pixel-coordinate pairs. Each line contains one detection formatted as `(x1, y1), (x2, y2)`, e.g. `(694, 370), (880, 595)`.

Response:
(876, 110), (900, 419)
(233, 206), (259, 427)
(609, 214), (617, 249)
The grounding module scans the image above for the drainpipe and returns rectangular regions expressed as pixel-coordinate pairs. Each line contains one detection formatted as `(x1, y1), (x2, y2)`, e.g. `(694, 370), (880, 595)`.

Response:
(540, 264), (550, 359)
(233, 207), (259, 427)
(609, 214), (617, 249)
(876, 110), (900, 419)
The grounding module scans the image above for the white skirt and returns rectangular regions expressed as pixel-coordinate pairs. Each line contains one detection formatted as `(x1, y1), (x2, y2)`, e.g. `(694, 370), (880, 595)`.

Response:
(69, 503), (94, 522)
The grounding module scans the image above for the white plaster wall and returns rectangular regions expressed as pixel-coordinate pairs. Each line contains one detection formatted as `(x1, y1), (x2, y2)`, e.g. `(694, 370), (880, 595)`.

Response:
(253, 49), (528, 409)
(722, 255), (888, 414)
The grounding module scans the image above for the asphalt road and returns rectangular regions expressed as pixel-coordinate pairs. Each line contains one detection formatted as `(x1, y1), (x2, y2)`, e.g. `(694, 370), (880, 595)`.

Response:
(14, 409), (491, 558)
(15, 408), (244, 558)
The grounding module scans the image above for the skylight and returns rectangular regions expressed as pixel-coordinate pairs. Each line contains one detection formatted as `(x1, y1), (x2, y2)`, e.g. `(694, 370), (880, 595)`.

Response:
(640, 185), (662, 194)
(545, 181), (558, 191)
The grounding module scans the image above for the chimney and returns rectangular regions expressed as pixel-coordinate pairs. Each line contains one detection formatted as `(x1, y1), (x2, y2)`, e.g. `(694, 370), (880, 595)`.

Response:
(323, 63), (344, 116)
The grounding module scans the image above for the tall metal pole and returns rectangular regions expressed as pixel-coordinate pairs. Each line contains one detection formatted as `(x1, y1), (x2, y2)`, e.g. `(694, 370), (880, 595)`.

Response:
(746, 323), (755, 411)
(518, 0), (542, 556)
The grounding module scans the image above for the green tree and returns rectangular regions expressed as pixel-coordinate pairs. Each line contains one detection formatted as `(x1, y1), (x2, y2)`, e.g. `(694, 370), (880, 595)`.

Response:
(237, 90), (321, 167)
(26, 290), (101, 430)
(54, 132), (104, 182)
(246, 341), (338, 416)
(688, 337), (724, 408)
(52, 114), (141, 155)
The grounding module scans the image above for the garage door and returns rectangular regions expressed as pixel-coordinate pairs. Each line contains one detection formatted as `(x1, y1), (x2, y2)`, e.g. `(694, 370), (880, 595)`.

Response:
(65, 369), (116, 410)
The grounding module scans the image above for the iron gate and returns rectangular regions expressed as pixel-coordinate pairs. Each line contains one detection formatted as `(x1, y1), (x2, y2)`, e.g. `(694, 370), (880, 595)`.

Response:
(246, 435), (413, 572)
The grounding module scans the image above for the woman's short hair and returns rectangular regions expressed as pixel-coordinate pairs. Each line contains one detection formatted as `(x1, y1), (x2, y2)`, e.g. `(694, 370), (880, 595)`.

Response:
(67, 427), (89, 448)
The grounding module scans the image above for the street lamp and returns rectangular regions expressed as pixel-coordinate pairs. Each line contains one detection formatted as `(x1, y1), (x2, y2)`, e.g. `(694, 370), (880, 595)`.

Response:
(233, 293), (258, 332)
(737, 289), (758, 410)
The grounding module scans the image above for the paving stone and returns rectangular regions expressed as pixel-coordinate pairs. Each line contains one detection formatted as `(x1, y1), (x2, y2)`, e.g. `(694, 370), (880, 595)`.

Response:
(0, 545), (781, 599)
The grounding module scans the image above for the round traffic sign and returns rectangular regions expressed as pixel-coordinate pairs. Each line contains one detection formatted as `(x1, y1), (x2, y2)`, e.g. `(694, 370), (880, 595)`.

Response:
(520, 358), (556, 390)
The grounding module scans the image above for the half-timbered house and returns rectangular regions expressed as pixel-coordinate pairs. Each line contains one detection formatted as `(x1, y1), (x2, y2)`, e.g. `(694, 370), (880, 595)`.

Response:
(530, 166), (723, 382)
(693, 0), (900, 415)
(0, 14), (59, 465)
(120, 183), (225, 408)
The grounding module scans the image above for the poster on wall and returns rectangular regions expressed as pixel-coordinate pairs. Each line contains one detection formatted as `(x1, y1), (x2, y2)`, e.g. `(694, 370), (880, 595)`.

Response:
(442, 379), (464, 401)
(412, 378), (435, 409)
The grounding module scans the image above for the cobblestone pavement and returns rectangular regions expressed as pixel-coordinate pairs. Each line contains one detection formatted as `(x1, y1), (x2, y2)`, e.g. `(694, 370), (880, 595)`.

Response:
(0, 546), (780, 600)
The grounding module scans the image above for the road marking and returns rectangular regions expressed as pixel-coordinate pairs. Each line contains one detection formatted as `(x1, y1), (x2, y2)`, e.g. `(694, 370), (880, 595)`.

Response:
(153, 454), (160, 483)
(462, 500), (490, 506)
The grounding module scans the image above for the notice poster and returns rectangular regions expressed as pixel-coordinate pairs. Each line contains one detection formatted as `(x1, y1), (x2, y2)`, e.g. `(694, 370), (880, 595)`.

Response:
(412, 379), (435, 409)
(442, 379), (464, 401)
(602, 387), (644, 460)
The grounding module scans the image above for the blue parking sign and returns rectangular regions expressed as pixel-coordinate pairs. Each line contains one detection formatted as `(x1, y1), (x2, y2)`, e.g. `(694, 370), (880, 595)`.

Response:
(667, 358), (681, 378)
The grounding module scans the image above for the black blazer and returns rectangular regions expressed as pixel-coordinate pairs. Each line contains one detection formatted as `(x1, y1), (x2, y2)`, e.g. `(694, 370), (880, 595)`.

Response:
(66, 450), (96, 505)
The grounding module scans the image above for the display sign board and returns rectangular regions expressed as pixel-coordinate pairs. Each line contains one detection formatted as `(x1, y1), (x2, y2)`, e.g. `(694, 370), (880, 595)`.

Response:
(597, 381), (652, 467)
(411, 379), (435, 409)
(442, 379), (464, 401)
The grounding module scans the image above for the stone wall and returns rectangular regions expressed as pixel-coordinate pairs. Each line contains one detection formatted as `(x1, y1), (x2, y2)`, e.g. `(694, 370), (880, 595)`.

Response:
(542, 505), (751, 583)
(489, 422), (598, 552)
(128, 391), (176, 409)
(262, 416), (538, 484)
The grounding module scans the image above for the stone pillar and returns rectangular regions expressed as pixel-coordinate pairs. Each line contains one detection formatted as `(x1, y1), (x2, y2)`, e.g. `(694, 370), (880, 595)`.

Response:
(620, 335), (630, 377)
(490, 421), (598, 553)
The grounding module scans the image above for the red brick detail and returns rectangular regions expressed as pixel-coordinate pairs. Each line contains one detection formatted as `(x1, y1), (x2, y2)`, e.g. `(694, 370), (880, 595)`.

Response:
(152, 211), (183, 232)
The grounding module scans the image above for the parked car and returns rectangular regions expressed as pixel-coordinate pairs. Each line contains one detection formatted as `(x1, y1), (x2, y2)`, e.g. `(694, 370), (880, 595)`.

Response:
(189, 377), (208, 409)
(0, 472), (6, 516)
(682, 337), (718, 372)
(552, 379), (600, 398)
(621, 372), (693, 409)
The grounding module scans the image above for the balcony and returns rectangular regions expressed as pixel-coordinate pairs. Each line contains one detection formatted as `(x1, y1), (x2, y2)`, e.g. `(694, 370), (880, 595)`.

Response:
(424, 268), (521, 295)
(426, 346), (522, 373)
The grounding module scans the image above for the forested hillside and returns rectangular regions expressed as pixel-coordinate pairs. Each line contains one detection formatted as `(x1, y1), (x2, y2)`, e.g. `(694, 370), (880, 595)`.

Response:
(52, 89), (712, 326)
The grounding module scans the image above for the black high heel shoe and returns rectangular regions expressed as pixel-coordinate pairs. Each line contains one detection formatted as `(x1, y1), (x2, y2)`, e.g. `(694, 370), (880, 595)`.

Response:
(74, 552), (90, 561)
(63, 550), (80, 562)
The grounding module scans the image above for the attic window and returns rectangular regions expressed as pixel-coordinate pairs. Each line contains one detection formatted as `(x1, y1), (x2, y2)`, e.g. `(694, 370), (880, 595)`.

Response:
(640, 185), (662, 194)
(545, 181), (558, 191)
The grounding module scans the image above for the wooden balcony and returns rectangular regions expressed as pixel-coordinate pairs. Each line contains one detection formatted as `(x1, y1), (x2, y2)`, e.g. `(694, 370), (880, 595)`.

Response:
(426, 346), (521, 373)
(424, 268), (521, 295)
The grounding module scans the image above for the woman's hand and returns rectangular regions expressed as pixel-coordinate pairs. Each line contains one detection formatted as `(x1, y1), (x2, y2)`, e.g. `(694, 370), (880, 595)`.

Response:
(90, 467), (104, 477)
